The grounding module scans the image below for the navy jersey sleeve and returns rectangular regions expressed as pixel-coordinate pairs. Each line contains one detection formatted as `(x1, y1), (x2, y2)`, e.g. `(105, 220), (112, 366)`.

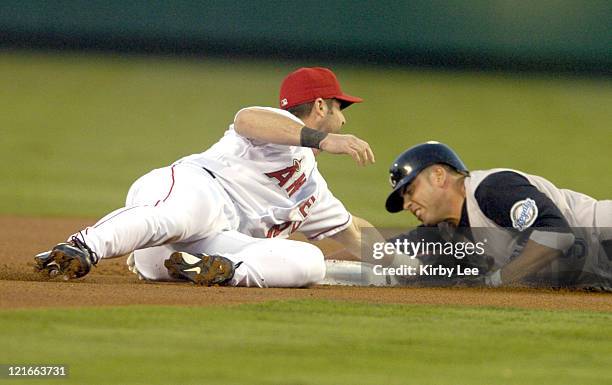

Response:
(474, 171), (570, 231)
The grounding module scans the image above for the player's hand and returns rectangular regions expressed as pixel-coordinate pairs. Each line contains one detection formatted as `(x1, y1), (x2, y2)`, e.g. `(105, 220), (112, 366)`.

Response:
(453, 269), (502, 288)
(484, 269), (502, 287)
(319, 133), (375, 166)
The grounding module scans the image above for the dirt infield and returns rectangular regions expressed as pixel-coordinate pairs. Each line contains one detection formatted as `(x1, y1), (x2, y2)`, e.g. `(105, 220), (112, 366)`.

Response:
(1, 215), (611, 311)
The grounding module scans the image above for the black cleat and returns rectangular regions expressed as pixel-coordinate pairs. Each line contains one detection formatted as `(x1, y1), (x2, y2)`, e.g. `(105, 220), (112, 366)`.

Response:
(164, 252), (237, 286)
(34, 237), (98, 280)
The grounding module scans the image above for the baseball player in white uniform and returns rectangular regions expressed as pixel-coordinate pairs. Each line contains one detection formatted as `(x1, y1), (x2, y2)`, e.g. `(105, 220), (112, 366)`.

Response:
(35, 67), (380, 287)
(385, 141), (612, 289)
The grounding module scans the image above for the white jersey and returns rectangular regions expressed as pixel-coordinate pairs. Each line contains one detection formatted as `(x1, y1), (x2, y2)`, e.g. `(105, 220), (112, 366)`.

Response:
(175, 107), (352, 241)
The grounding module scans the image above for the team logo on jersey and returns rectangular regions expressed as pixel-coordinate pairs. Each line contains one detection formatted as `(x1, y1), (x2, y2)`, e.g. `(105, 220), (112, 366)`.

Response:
(510, 198), (538, 231)
(265, 158), (306, 197)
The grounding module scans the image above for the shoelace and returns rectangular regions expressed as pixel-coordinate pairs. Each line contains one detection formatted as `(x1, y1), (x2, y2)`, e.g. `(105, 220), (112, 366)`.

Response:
(71, 233), (100, 264)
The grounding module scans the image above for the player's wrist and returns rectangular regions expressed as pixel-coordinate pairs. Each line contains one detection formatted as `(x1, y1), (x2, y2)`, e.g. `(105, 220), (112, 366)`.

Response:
(300, 126), (328, 149)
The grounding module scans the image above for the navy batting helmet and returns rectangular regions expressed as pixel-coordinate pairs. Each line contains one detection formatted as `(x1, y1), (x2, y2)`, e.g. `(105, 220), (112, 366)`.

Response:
(385, 141), (468, 213)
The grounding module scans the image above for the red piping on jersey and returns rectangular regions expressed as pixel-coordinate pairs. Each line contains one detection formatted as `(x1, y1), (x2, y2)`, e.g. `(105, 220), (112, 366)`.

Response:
(93, 206), (142, 229)
(308, 215), (352, 240)
(155, 165), (176, 207)
(92, 166), (175, 229)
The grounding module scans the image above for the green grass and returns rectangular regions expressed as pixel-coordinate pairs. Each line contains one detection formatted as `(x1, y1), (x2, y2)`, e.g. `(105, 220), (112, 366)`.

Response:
(1, 300), (610, 385)
(2, 51), (611, 226)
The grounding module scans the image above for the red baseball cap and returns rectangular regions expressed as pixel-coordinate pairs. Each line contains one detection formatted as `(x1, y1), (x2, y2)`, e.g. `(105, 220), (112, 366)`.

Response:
(279, 67), (363, 110)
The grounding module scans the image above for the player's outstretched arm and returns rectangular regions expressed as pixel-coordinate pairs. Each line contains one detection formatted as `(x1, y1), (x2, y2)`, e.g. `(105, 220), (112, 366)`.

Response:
(234, 108), (374, 166)
(492, 239), (565, 286)
(234, 108), (305, 146)
(329, 216), (393, 265)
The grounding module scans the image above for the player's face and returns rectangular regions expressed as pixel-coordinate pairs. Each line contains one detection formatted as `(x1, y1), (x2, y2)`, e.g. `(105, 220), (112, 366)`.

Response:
(320, 99), (346, 133)
(401, 169), (448, 225)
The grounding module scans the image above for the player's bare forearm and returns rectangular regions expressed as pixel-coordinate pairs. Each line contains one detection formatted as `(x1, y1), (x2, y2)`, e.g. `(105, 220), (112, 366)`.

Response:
(234, 108), (304, 146)
(234, 107), (375, 166)
(327, 220), (361, 261)
(499, 240), (562, 284)
(329, 216), (390, 263)
(324, 248), (359, 261)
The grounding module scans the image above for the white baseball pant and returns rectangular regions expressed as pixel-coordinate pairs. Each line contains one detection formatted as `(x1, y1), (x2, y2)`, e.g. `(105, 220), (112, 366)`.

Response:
(71, 164), (325, 287)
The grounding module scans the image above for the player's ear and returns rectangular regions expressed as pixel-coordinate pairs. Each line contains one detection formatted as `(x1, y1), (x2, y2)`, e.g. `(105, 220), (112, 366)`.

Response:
(431, 165), (446, 186)
(314, 98), (326, 116)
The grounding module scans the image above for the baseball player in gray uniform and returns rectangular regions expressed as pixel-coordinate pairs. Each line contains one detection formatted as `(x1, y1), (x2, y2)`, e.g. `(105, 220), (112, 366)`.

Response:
(35, 67), (385, 287)
(385, 141), (612, 289)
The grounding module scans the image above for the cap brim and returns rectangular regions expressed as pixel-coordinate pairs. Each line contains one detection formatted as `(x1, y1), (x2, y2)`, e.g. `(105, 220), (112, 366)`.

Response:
(336, 94), (363, 110)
